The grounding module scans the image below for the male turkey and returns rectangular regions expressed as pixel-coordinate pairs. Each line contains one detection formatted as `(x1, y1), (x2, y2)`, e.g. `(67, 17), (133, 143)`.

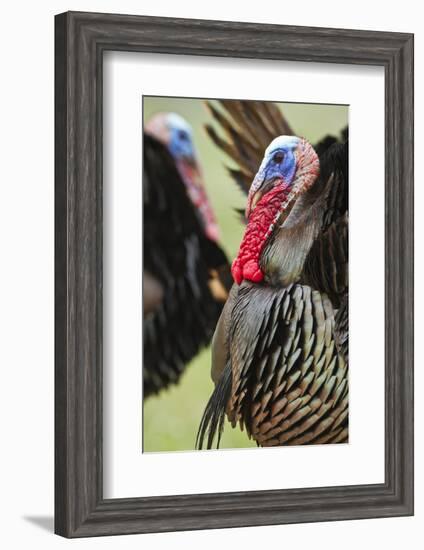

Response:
(197, 101), (348, 448)
(146, 112), (221, 242)
(143, 113), (231, 397)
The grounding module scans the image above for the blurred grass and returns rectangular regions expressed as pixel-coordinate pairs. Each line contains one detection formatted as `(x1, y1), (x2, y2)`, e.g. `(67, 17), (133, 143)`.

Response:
(143, 96), (348, 452)
(143, 347), (255, 452)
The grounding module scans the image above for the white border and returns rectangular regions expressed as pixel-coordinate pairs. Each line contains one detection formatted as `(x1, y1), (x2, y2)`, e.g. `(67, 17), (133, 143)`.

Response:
(103, 51), (385, 498)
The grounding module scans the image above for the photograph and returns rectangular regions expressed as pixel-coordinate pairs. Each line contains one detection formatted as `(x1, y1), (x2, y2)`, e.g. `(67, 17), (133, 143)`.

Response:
(142, 96), (349, 452)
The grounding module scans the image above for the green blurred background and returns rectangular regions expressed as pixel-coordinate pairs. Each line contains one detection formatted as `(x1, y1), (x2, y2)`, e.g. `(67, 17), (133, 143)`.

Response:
(143, 96), (348, 453)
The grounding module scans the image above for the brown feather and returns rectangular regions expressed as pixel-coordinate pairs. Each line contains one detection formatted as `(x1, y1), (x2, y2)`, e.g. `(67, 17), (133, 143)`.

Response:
(205, 282), (350, 449)
(204, 99), (295, 194)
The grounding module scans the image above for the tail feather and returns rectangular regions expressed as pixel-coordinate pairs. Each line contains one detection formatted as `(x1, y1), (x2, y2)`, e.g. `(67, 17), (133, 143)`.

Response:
(204, 99), (295, 195)
(196, 362), (232, 450)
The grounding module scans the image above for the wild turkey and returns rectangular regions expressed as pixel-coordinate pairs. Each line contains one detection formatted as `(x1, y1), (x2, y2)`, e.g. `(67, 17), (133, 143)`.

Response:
(145, 112), (220, 242)
(197, 101), (348, 449)
(143, 114), (231, 397)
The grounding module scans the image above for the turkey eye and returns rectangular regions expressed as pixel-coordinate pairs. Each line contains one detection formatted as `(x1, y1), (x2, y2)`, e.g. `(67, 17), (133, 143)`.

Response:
(178, 130), (188, 141)
(273, 152), (284, 164)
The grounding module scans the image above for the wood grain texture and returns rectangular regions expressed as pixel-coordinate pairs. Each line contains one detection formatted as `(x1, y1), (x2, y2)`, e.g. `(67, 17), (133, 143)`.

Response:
(54, 11), (414, 538)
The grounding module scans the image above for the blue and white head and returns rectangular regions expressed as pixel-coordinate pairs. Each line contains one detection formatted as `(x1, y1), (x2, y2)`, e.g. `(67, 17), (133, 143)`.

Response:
(167, 113), (196, 162)
(145, 112), (197, 164)
(246, 135), (320, 218)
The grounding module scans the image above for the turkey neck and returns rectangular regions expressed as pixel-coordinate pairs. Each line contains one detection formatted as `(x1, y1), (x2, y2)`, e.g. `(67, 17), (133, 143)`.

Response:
(176, 158), (219, 242)
(260, 189), (324, 287)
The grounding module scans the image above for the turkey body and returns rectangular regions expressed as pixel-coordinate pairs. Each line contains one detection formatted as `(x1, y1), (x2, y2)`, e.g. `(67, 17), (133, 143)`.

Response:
(197, 101), (348, 448)
(143, 134), (231, 397)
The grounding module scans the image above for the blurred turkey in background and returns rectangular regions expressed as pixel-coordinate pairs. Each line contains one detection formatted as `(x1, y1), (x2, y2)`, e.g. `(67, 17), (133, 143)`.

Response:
(143, 113), (231, 399)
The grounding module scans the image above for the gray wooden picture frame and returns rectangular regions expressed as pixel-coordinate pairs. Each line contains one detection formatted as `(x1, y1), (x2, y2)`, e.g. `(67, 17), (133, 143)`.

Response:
(55, 11), (414, 538)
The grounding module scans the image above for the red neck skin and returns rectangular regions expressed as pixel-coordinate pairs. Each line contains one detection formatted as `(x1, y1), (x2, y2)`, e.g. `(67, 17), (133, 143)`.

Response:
(232, 182), (289, 284)
(177, 159), (220, 242)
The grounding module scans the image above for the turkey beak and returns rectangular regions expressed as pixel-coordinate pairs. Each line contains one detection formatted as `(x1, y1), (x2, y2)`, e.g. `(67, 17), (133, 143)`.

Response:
(250, 189), (263, 212)
(246, 169), (266, 218)
(246, 189), (263, 219)
(181, 154), (197, 168)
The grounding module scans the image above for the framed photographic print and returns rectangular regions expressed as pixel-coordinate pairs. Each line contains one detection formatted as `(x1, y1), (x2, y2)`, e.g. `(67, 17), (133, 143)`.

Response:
(55, 11), (414, 537)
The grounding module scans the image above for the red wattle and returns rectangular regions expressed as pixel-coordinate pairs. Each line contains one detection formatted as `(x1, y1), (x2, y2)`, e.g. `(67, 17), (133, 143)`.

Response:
(231, 259), (243, 285)
(177, 158), (220, 242)
(232, 183), (288, 285)
(243, 260), (264, 283)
